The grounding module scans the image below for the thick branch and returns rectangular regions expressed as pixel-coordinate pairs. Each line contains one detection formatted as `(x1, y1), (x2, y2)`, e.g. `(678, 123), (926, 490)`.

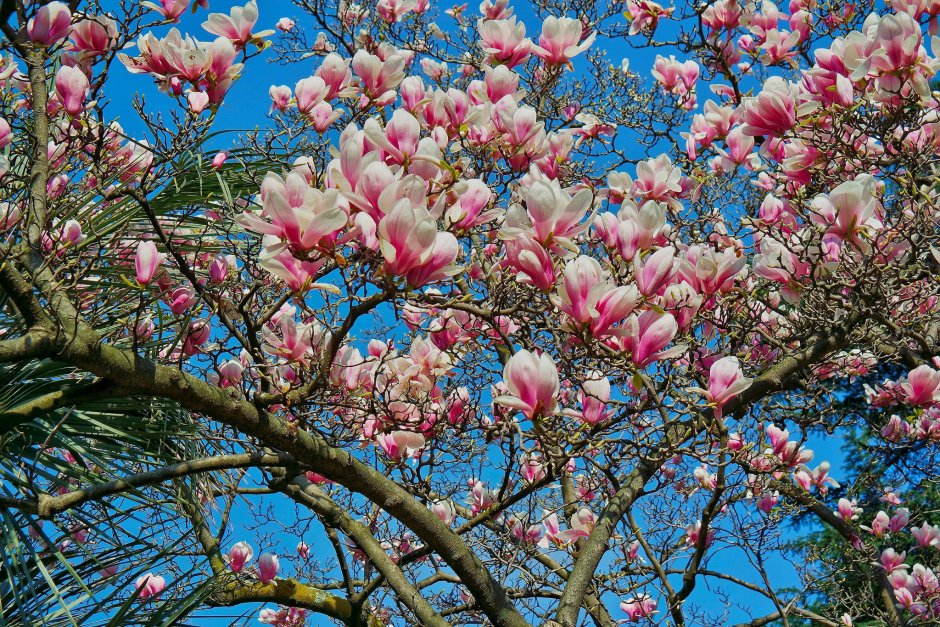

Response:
(54, 334), (528, 627)
(209, 578), (353, 623)
(275, 473), (450, 627)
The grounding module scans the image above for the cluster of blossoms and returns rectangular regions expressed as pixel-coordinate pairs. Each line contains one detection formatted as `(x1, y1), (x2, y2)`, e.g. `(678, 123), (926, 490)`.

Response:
(118, 2), (268, 113)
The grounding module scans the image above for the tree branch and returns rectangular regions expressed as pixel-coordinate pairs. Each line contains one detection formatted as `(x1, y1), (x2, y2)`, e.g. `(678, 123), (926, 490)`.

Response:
(0, 452), (295, 518)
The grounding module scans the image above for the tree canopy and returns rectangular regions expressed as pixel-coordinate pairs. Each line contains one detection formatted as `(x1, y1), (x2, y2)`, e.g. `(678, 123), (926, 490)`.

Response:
(1, 0), (940, 625)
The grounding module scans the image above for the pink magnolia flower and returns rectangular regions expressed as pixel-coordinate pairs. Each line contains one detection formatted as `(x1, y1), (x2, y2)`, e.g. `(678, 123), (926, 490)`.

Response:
(495, 349), (560, 419)
(626, 539), (641, 561)
(134, 241), (164, 285)
(578, 373), (610, 426)
(524, 179), (593, 246)
(520, 453), (546, 484)
(480, 0), (512, 19)
(793, 461), (840, 494)
(239, 171), (347, 252)
(882, 414), (913, 441)
(28, 2), (72, 46)
(258, 238), (326, 292)
(620, 593), (658, 622)
(313, 32), (333, 52)
(614, 201), (668, 260)
(315, 53), (353, 99)
(145, 0), (191, 22)
(756, 491), (780, 513)
(617, 310), (680, 367)
(399, 75), (426, 110)
(262, 314), (323, 364)
(445, 179), (496, 229)
(0, 117), (11, 150)
(203, 1), (259, 47)
(58, 219), (83, 246)
(257, 552), (279, 583)
(165, 285), (197, 315)
(632, 155), (684, 206)
(508, 513), (545, 544)
(879, 548), (907, 572)
(762, 425), (796, 459)
(276, 17), (295, 32)
(494, 97), (544, 153)
(135, 573), (166, 600)
(554, 507), (596, 543)
(552, 254), (599, 317)
(892, 585), (914, 609)
(652, 54), (698, 101)
(403, 231), (460, 288)
(889, 509), (909, 533)
(352, 49), (406, 101)
(699, 356), (753, 416)
(693, 465), (718, 490)
(69, 15), (118, 55)
(379, 0), (417, 22)
(484, 64), (519, 102)
(911, 521), (940, 548)
(308, 102), (343, 133)
(55, 66), (89, 117)
(626, 0), (673, 35)
(468, 479), (496, 515)
(868, 511), (891, 536)
(259, 607), (308, 626)
(0, 202), (21, 232)
(135, 317), (155, 340)
(562, 101), (581, 120)
(431, 500), (457, 526)
(902, 365), (940, 406)
(502, 234), (556, 290)
(217, 359), (243, 387)
(740, 77), (796, 138)
(478, 17), (532, 67)
(810, 176), (882, 253)
(633, 246), (676, 296)
(181, 319), (210, 356)
(531, 17), (596, 66)
(539, 512), (562, 547)
(376, 430), (426, 460)
(552, 255), (640, 336)
(420, 57), (448, 80)
(713, 126), (758, 171)
(270, 85), (292, 112)
(297, 542), (310, 559)
(188, 91), (210, 114)
(759, 28), (801, 66)
(835, 497), (862, 522)
(227, 541), (254, 572)
(363, 109), (421, 164)
(685, 520), (715, 548)
(294, 76), (328, 115)
(377, 201), (438, 276)
(305, 471), (335, 485)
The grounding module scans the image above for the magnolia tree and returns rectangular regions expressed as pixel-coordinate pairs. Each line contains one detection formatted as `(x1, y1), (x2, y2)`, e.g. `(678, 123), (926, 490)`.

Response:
(2, 0), (940, 625)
